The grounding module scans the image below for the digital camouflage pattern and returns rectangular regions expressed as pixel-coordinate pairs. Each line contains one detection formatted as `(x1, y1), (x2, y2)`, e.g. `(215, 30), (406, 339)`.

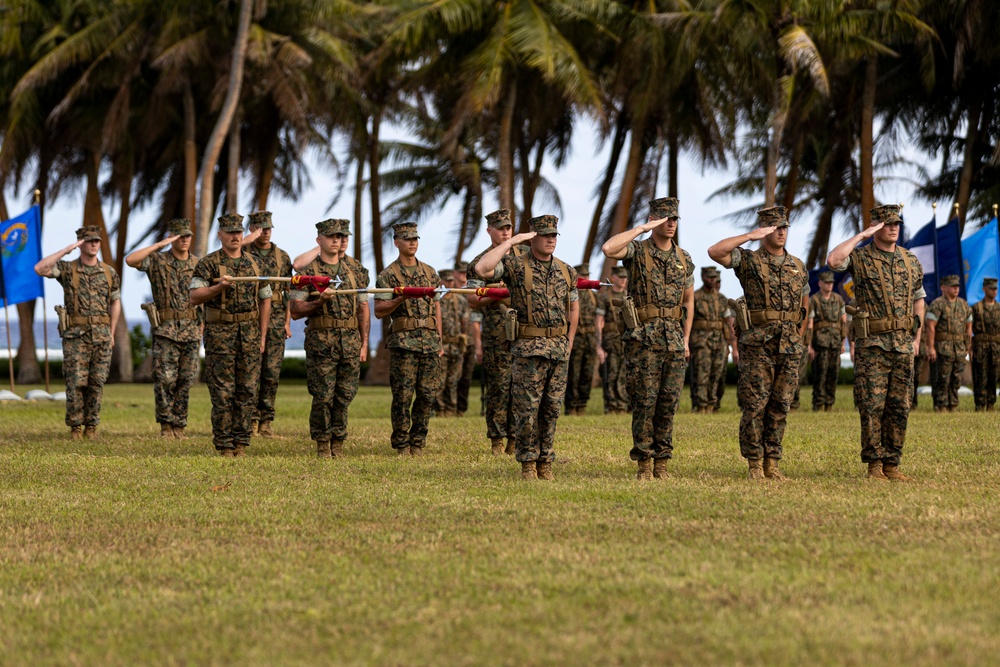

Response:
(808, 292), (845, 410)
(596, 289), (629, 413)
(689, 286), (731, 411)
(247, 243), (292, 424)
(510, 356), (567, 463)
(972, 299), (1000, 409)
(289, 258), (364, 443)
(622, 239), (694, 351)
(191, 249), (271, 451)
(437, 291), (470, 414)
(52, 259), (121, 427)
(927, 296), (972, 409)
(375, 260), (441, 354)
(565, 288), (597, 413)
(730, 248), (808, 354)
(467, 243), (527, 439)
(152, 338), (199, 428)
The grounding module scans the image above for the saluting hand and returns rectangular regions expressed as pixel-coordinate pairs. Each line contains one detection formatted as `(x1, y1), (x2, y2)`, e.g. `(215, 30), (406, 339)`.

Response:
(160, 234), (181, 248)
(746, 226), (776, 241)
(242, 228), (262, 245)
(859, 222), (884, 239)
(640, 216), (670, 232)
(510, 231), (536, 245)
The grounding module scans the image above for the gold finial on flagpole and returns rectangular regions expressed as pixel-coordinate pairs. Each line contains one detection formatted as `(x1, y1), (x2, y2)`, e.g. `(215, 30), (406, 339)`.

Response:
(954, 201), (961, 215)
(932, 202), (938, 211)
(993, 203), (998, 218)
(34, 189), (41, 205)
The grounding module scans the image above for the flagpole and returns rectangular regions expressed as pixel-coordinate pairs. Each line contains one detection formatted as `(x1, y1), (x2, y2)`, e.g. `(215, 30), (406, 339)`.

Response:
(36, 189), (50, 393)
(0, 244), (12, 393)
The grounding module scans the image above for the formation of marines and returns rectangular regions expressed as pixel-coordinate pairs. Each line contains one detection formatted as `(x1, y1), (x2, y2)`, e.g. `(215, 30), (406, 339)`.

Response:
(39, 196), (1000, 483)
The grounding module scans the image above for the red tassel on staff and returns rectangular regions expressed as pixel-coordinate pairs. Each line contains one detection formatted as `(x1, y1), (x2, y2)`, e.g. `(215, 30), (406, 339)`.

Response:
(576, 278), (605, 290)
(393, 286), (437, 298)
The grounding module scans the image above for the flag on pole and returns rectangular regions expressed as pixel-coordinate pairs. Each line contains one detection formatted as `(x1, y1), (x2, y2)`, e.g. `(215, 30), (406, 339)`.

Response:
(962, 216), (1000, 304)
(904, 215), (941, 303)
(0, 205), (45, 307)
(936, 214), (966, 298)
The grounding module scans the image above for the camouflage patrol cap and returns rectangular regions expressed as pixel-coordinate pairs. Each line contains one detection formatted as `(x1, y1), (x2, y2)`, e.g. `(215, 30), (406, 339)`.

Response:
(611, 265), (628, 278)
(649, 197), (679, 220)
(218, 213), (245, 233)
(167, 219), (193, 236)
(248, 211), (273, 229)
(984, 277), (998, 289)
(316, 219), (351, 237)
(757, 206), (789, 228)
(393, 221), (419, 240)
(574, 263), (590, 277)
(871, 204), (902, 225)
(701, 266), (720, 279)
(439, 268), (454, 280)
(940, 274), (960, 287)
(453, 260), (469, 274)
(76, 226), (102, 242)
(529, 215), (559, 235)
(486, 209), (513, 228)
(818, 270), (835, 283)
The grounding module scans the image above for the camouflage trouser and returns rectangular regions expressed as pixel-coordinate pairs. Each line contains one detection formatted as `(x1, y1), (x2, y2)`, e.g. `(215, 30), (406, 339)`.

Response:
(790, 349), (808, 409)
(456, 343), (475, 414)
(600, 338), (629, 413)
(690, 343), (727, 410)
(482, 337), (514, 440)
(152, 336), (200, 428)
(932, 350), (965, 409)
(62, 334), (112, 427)
(306, 341), (360, 442)
(972, 341), (1000, 409)
(811, 345), (840, 409)
(565, 333), (597, 412)
(205, 334), (261, 450)
(255, 324), (287, 423)
(625, 342), (686, 461)
(737, 339), (798, 460)
(436, 346), (464, 413)
(389, 348), (442, 450)
(511, 355), (567, 463)
(854, 346), (912, 465)
(912, 354), (926, 406)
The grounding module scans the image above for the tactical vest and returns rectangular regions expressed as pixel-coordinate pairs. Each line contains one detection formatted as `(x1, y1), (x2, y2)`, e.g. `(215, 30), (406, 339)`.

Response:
(517, 255), (573, 338)
(305, 259), (358, 331)
(388, 260), (438, 333)
(67, 260), (114, 326)
(205, 253), (262, 324)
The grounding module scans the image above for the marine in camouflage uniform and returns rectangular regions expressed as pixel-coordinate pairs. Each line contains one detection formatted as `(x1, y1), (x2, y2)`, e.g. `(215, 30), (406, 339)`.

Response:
(35, 226), (121, 439)
(475, 214), (579, 481)
(190, 214), (273, 457)
(689, 266), (735, 414)
(827, 204), (924, 480)
(289, 219), (369, 457)
(709, 206), (809, 480)
(806, 271), (846, 411)
(971, 277), (1000, 411)
(603, 197), (694, 480)
(596, 265), (630, 414)
(245, 211), (292, 436)
(565, 263), (598, 415)
(926, 274), (972, 412)
(435, 268), (470, 417)
(374, 221), (443, 456)
(467, 209), (527, 455)
(453, 261), (476, 416)
(125, 218), (201, 439)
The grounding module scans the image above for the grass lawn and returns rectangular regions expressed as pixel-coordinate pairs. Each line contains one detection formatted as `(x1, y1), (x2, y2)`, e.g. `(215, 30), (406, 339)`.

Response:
(1, 382), (999, 666)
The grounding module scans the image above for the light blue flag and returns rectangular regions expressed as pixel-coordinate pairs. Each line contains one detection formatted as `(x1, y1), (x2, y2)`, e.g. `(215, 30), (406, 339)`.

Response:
(962, 217), (1000, 305)
(0, 205), (45, 307)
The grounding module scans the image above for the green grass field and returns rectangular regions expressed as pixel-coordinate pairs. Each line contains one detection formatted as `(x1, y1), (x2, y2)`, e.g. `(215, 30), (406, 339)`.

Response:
(2, 383), (999, 666)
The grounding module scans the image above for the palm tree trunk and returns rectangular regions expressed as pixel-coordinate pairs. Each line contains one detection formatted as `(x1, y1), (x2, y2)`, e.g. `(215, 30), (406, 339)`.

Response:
(226, 111), (241, 213)
(15, 301), (41, 384)
(498, 80), (517, 214)
(182, 82), (197, 222)
(782, 130), (805, 211)
(369, 111), (384, 274)
(353, 157), (364, 261)
(582, 114), (627, 262)
(667, 127), (679, 198)
(456, 191), (473, 264)
(114, 176), (132, 276)
(956, 97), (983, 234)
(256, 134), (279, 210)
(84, 150), (113, 264)
(193, 0), (253, 257)
(519, 141), (545, 230)
(765, 107), (786, 208)
(600, 123), (646, 280)
(860, 57), (877, 229)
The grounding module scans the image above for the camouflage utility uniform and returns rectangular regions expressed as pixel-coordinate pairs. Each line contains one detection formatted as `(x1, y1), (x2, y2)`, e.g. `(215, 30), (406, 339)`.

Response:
(926, 293), (971, 410)
(53, 257), (120, 430)
(808, 291), (845, 410)
(596, 287), (629, 413)
(565, 266), (597, 415)
(454, 261), (477, 416)
(972, 295), (1000, 410)
(246, 232), (292, 430)
(689, 280), (731, 413)
(191, 241), (271, 453)
(437, 274), (470, 416)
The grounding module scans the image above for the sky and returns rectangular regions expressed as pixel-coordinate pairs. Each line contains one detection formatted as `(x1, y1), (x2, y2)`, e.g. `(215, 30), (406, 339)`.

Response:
(4, 117), (940, 331)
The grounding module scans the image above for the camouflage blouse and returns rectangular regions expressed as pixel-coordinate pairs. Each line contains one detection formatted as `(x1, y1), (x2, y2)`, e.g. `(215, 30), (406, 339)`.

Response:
(137, 250), (201, 343)
(830, 244), (925, 354)
(926, 296), (972, 356)
(289, 258), (362, 356)
(690, 288), (732, 350)
(439, 292), (471, 354)
(467, 243), (527, 343)
(246, 243), (292, 330)
(493, 251), (579, 361)
(577, 290), (597, 334)
(52, 259), (121, 343)
(375, 259), (441, 354)
(190, 249), (271, 353)
(622, 238), (694, 352)
(730, 247), (809, 354)
(808, 293), (845, 349)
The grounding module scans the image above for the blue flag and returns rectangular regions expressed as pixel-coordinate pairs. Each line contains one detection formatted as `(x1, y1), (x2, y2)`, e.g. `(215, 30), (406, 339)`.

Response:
(937, 215), (966, 299)
(962, 217), (1000, 304)
(0, 205), (45, 307)
(903, 216), (940, 302)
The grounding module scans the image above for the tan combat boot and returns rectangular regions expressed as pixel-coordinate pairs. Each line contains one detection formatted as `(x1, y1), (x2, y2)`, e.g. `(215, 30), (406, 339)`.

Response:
(747, 458), (764, 480)
(636, 458), (653, 481)
(882, 463), (911, 481)
(763, 457), (786, 481)
(505, 438), (516, 456)
(250, 419), (259, 436)
(537, 461), (554, 481)
(330, 440), (344, 458)
(490, 438), (504, 455)
(410, 445), (424, 457)
(397, 446), (410, 457)
(866, 461), (888, 480)
(233, 444), (247, 457)
(521, 461), (538, 480)
(316, 440), (332, 459)
(70, 426), (83, 440)
(83, 425), (98, 440)
(652, 458), (669, 479)
(172, 425), (188, 440)
(258, 421), (276, 438)
(219, 448), (236, 458)
(159, 423), (174, 439)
